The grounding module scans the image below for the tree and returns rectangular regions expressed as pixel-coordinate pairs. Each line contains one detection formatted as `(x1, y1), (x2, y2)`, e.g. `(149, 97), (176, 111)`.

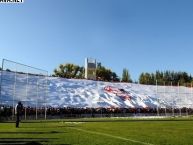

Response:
(76, 66), (85, 79)
(96, 66), (111, 81)
(111, 72), (120, 82)
(96, 65), (120, 82)
(53, 63), (84, 79)
(121, 68), (132, 83)
(139, 73), (145, 84)
(53, 62), (120, 81)
(139, 70), (193, 86)
(139, 72), (152, 84)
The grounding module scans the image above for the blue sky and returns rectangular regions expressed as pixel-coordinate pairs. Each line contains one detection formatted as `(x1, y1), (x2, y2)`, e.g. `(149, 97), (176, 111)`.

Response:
(0, 0), (193, 80)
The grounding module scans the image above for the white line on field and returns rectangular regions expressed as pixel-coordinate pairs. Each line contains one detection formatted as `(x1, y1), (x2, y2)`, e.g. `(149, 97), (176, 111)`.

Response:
(69, 127), (155, 145)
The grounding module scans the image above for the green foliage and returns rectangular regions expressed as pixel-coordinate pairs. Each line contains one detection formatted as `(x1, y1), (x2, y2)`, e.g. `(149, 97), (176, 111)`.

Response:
(121, 68), (132, 83)
(96, 65), (120, 82)
(139, 70), (193, 85)
(139, 73), (155, 85)
(53, 63), (120, 82)
(53, 63), (84, 79)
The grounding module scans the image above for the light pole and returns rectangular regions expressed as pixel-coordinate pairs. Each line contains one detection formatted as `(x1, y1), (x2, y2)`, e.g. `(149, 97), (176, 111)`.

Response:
(156, 80), (159, 116)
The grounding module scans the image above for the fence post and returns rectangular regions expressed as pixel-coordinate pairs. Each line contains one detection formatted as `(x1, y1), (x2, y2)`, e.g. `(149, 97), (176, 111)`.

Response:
(178, 82), (181, 116)
(156, 80), (159, 116)
(164, 82), (167, 116)
(171, 82), (174, 117)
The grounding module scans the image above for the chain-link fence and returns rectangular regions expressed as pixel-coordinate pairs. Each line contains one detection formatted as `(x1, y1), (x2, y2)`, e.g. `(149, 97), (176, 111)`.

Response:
(1, 59), (193, 120)
(0, 59), (48, 121)
(156, 80), (193, 116)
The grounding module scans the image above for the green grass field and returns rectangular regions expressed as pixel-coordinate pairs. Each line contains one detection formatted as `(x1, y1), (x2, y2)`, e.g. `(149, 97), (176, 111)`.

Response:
(0, 117), (193, 145)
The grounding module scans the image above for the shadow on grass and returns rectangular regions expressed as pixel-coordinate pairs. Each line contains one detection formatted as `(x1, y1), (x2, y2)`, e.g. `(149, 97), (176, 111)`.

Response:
(0, 141), (44, 145)
(0, 138), (71, 145)
(0, 138), (49, 145)
(20, 125), (78, 129)
(0, 131), (67, 134)
(21, 126), (62, 129)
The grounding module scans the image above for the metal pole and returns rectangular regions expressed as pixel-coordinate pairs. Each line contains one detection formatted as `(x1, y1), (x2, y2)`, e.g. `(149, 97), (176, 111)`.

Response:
(0, 71), (0, 106)
(171, 81), (174, 117)
(191, 83), (193, 115)
(12, 64), (17, 120)
(185, 83), (188, 116)
(164, 82), (167, 116)
(2, 59), (47, 73)
(0, 59), (4, 106)
(25, 69), (28, 120)
(36, 79), (39, 120)
(178, 82), (181, 116)
(156, 80), (159, 116)
(0, 59), (4, 105)
(45, 74), (48, 120)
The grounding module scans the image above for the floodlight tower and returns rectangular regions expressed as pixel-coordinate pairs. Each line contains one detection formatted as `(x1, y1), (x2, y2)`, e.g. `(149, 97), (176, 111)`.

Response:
(85, 58), (97, 80)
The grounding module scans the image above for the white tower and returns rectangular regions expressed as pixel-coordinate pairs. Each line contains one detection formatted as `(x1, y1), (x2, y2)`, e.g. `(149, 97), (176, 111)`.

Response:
(85, 58), (97, 80)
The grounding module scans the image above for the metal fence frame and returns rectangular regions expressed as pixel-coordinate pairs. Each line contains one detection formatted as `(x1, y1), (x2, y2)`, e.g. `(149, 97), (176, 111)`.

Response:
(0, 59), (48, 120)
(156, 80), (193, 117)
